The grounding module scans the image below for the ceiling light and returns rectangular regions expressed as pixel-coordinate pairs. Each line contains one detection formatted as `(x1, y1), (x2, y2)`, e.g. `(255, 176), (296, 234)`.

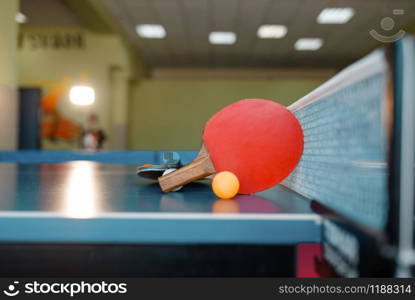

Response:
(294, 38), (323, 51)
(15, 12), (27, 24)
(209, 32), (236, 45)
(69, 86), (95, 106)
(136, 24), (166, 39)
(257, 25), (287, 39)
(317, 8), (355, 24)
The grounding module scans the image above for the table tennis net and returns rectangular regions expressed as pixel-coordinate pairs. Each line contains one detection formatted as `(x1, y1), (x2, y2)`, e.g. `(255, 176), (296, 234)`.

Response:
(283, 50), (389, 230)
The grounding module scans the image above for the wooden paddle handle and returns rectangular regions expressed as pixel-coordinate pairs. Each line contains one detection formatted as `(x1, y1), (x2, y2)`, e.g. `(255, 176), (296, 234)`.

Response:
(158, 154), (215, 192)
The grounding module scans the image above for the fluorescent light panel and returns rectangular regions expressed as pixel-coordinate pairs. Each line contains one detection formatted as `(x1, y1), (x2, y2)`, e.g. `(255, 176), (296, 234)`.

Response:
(257, 25), (287, 39)
(69, 86), (95, 106)
(317, 8), (355, 24)
(136, 24), (166, 39)
(209, 32), (236, 45)
(295, 38), (323, 51)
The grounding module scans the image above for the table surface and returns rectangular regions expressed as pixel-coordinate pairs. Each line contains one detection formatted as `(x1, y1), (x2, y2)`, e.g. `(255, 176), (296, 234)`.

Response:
(0, 161), (321, 245)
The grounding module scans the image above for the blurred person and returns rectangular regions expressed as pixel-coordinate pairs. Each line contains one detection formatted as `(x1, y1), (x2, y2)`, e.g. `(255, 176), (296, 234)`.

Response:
(81, 114), (107, 150)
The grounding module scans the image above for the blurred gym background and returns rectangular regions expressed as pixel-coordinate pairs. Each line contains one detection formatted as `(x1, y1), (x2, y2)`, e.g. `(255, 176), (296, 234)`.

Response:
(1, 0), (414, 151)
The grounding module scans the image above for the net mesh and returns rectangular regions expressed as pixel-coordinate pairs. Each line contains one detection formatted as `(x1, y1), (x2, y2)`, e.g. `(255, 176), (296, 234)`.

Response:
(283, 72), (389, 230)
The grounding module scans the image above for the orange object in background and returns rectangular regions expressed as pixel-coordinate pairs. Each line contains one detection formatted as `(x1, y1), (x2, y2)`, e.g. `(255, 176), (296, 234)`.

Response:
(40, 83), (81, 141)
(42, 115), (81, 141)
(55, 117), (81, 140)
(41, 89), (60, 113)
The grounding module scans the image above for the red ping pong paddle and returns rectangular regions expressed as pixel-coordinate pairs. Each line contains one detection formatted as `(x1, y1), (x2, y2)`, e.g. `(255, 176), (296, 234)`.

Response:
(158, 99), (303, 194)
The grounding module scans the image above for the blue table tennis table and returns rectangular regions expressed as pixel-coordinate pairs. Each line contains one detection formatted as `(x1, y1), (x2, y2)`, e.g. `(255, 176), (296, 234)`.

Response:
(0, 152), (322, 276)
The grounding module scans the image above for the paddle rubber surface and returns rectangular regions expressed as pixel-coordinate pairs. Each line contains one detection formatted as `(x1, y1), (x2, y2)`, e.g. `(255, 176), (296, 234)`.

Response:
(203, 99), (303, 194)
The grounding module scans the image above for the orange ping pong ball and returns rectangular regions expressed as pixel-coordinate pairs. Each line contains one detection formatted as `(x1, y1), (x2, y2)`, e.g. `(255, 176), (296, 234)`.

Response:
(212, 171), (240, 199)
